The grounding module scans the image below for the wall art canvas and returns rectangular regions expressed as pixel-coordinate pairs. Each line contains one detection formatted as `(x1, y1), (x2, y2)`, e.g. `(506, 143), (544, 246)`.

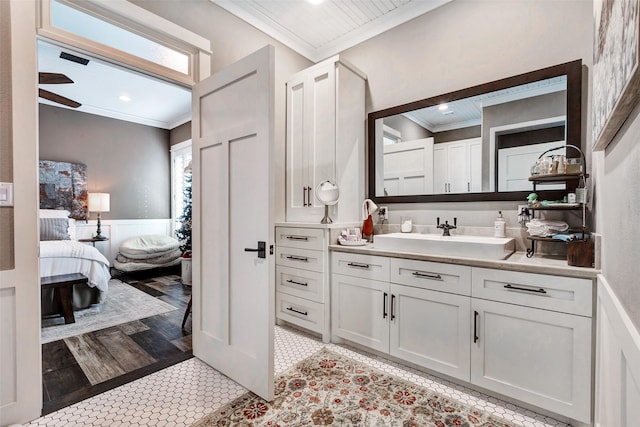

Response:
(39, 160), (88, 220)
(593, 0), (640, 150)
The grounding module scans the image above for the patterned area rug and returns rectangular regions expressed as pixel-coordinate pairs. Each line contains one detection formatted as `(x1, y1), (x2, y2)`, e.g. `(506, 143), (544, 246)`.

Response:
(41, 279), (177, 344)
(192, 348), (514, 427)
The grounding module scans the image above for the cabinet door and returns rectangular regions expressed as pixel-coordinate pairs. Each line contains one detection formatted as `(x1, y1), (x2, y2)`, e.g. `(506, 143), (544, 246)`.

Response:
(286, 77), (308, 214)
(331, 274), (389, 353)
(307, 63), (336, 210)
(471, 299), (592, 423)
(433, 145), (447, 193)
(390, 284), (471, 381)
(468, 139), (482, 192)
(447, 141), (469, 193)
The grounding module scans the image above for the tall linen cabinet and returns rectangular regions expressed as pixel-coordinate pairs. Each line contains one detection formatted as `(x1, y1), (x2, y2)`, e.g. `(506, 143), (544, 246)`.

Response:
(278, 56), (366, 342)
(285, 55), (366, 223)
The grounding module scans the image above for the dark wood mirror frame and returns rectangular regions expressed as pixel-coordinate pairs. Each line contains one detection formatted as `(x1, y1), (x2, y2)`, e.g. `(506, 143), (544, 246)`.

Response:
(367, 59), (583, 204)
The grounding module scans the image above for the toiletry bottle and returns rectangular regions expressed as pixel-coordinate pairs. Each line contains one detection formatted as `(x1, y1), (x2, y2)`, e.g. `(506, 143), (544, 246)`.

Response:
(494, 211), (506, 238)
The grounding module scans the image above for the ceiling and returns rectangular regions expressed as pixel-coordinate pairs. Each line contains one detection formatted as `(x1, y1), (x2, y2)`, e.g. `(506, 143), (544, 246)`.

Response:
(37, 40), (191, 130)
(38, 0), (452, 129)
(211, 0), (452, 62)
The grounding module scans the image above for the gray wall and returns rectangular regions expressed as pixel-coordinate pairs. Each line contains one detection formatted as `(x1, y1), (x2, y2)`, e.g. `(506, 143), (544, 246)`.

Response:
(131, 0), (313, 222)
(170, 121), (191, 146)
(599, 105), (640, 330)
(39, 104), (171, 219)
(0, 0), (14, 270)
(385, 115), (432, 141)
(336, 0), (593, 227)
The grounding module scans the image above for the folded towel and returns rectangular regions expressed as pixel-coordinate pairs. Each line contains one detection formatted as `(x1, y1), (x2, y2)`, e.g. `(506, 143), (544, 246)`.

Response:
(526, 219), (569, 237)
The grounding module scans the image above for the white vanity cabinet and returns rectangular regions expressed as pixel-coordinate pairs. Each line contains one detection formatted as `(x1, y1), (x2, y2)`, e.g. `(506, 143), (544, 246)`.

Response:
(471, 268), (593, 423)
(331, 253), (473, 381)
(433, 138), (481, 193)
(330, 250), (595, 424)
(285, 56), (366, 223)
(275, 225), (331, 342)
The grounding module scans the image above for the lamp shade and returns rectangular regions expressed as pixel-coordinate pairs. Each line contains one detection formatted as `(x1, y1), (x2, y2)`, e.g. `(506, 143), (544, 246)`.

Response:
(88, 193), (110, 212)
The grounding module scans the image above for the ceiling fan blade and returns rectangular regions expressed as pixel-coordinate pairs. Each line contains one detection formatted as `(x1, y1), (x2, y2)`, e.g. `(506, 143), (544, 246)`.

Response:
(39, 72), (74, 85)
(39, 89), (81, 108)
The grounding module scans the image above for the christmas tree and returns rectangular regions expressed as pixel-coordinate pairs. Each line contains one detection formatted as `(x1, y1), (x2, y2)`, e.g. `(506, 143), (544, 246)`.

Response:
(176, 168), (192, 255)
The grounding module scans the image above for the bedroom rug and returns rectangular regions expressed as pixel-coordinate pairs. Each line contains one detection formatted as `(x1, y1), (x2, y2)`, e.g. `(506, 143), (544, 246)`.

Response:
(191, 348), (514, 427)
(41, 279), (178, 344)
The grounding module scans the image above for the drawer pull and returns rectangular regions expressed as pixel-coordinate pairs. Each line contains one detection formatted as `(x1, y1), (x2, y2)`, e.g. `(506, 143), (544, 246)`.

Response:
(390, 294), (396, 321)
(286, 235), (309, 241)
(286, 279), (308, 287)
(412, 271), (443, 281)
(286, 307), (308, 316)
(504, 284), (547, 294)
(286, 255), (309, 262)
(473, 310), (479, 343)
(347, 262), (370, 269)
(383, 292), (388, 319)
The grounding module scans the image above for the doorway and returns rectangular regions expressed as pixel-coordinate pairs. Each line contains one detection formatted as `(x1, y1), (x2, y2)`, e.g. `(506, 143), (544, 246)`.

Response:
(37, 37), (195, 413)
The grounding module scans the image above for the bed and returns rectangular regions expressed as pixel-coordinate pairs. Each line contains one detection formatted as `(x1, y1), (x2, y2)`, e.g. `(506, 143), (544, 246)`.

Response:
(39, 209), (111, 315)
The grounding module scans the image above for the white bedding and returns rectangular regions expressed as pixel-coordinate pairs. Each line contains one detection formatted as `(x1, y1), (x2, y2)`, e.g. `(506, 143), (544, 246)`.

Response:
(39, 240), (111, 294)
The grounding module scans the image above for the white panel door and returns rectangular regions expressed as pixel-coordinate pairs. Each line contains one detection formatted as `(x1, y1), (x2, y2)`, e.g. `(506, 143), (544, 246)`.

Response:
(471, 298), (592, 423)
(191, 46), (275, 401)
(447, 142), (469, 193)
(389, 284), (471, 381)
(331, 274), (389, 353)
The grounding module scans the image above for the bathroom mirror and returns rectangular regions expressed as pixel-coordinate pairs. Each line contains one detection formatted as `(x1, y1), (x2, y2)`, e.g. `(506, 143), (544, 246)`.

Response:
(367, 60), (583, 203)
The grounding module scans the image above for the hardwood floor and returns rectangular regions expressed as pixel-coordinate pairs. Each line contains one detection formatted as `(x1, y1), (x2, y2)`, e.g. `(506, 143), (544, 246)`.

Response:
(41, 273), (193, 415)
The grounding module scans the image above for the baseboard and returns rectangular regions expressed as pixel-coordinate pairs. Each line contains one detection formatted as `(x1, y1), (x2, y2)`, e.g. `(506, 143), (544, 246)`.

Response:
(595, 274), (640, 426)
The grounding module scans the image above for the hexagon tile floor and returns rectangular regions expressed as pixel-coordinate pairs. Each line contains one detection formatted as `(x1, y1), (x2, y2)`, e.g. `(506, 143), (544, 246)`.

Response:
(26, 325), (570, 427)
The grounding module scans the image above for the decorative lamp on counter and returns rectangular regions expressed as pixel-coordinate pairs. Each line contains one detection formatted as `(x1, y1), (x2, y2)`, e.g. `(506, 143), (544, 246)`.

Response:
(88, 192), (110, 240)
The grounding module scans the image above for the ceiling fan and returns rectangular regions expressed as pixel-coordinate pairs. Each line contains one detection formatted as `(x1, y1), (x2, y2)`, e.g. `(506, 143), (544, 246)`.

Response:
(38, 72), (81, 108)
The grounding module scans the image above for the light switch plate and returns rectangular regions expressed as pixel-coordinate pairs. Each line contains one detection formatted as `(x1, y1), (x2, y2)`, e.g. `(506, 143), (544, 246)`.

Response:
(0, 182), (14, 206)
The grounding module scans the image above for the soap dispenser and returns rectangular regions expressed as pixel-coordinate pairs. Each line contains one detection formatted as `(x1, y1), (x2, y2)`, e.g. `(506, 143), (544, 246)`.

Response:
(494, 211), (506, 238)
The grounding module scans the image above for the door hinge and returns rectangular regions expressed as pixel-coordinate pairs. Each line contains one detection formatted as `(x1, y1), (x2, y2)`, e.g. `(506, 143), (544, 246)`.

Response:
(269, 244), (274, 255)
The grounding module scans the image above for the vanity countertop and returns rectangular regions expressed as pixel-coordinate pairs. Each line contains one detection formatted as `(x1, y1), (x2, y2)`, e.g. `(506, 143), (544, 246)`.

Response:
(328, 244), (600, 279)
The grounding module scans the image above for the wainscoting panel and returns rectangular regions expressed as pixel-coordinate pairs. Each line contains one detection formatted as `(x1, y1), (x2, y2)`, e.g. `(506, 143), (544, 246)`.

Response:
(76, 219), (173, 264)
(595, 275), (640, 427)
(0, 287), (17, 407)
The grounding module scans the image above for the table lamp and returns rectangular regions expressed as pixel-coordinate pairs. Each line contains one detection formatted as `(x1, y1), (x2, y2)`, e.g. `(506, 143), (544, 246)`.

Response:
(88, 192), (110, 240)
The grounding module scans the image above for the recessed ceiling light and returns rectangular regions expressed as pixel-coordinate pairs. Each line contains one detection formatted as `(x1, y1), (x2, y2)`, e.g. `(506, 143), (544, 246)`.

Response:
(306, 0), (324, 4)
(119, 94), (131, 102)
(438, 104), (448, 111)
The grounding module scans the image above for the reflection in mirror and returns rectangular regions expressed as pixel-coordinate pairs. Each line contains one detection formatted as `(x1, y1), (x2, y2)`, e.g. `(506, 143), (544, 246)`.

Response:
(368, 60), (582, 203)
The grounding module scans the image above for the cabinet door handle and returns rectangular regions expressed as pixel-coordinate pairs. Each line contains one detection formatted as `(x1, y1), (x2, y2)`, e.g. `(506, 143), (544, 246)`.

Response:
(412, 271), (443, 281)
(286, 307), (308, 316)
(468, 182), (470, 192)
(383, 292), (388, 319)
(390, 294), (396, 321)
(286, 235), (308, 241)
(286, 279), (308, 287)
(286, 255), (309, 262)
(347, 262), (370, 269)
(504, 284), (547, 294)
(302, 186), (307, 207)
(473, 310), (479, 343)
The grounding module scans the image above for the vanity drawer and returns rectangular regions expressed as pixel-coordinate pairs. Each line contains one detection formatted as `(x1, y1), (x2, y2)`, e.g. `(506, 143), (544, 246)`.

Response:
(472, 268), (593, 317)
(275, 247), (324, 273)
(276, 292), (324, 334)
(275, 227), (325, 251)
(331, 252), (390, 281)
(390, 259), (471, 296)
(276, 265), (324, 302)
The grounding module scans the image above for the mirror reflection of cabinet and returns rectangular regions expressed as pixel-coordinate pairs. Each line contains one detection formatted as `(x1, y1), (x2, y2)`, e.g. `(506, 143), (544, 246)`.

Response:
(285, 56), (366, 223)
(433, 138), (481, 194)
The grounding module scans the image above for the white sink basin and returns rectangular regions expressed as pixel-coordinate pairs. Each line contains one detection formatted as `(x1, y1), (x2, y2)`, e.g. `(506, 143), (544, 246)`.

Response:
(373, 233), (515, 260)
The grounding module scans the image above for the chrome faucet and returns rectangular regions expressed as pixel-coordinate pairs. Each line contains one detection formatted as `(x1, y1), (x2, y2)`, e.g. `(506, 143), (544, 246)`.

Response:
(437, 217), (457, 236)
